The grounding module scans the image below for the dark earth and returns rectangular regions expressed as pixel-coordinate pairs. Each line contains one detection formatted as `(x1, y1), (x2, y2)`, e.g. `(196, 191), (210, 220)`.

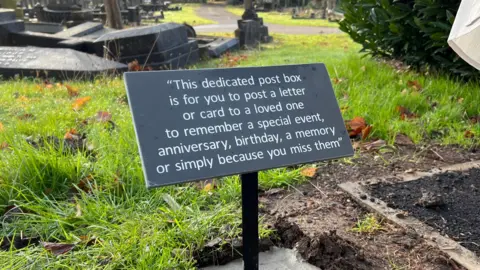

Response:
(369, 168), (480, 256)
(195, 144), (479, 269)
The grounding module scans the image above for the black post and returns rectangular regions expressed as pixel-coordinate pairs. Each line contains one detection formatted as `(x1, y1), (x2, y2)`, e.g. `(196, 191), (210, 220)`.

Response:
(241, 172), (259, 270)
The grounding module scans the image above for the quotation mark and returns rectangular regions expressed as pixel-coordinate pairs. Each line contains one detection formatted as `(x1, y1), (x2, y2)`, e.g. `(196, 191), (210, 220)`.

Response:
(167, 80), (173, 85)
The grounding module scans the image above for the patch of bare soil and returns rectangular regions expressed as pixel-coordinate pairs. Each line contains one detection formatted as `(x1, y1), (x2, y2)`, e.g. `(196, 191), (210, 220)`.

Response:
(274, 218), (371, 269)
(259, 144), (479, 269)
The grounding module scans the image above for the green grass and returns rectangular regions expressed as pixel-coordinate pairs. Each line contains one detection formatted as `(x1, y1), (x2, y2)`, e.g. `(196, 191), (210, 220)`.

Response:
(1, 33), (480, 268)
(226, 6), (338, 27)
(149, 4), (216, 26)
(0, 77), (308, 268)
(351, 214), (384, 234)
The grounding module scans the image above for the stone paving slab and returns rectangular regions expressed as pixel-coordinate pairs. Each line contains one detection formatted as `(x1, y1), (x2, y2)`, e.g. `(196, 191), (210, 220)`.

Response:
(201, 247), (320, 270)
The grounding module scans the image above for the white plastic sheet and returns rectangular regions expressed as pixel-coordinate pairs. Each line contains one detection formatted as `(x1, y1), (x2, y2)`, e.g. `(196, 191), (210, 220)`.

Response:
(448, 0), (480, 70)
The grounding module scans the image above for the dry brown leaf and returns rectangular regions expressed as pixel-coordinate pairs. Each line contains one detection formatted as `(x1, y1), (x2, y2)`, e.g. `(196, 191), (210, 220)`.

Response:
(203, 183), (214, 192)
(77, 175), (95, 193)
(396, 106), (417, 120)
(72, 96), (91, 111)
(66, 85), (79, 97)
(42, 242), (75, 256)
(361, 125), (372, 140)
(457, 97), (464, 104)
(64, 128), (78, 140)
(96, 111), (112, 122)
(332, 77), (344, 84)
(0, 142), (8, 150)
(395, 134), (414, 146)
(300, 167), (316, 177)
(470, 115), (480, 124)
(18, 113), (34, 120)
(407, 80), (422, 91)
(465, 130), (475, 138)
(349, 117), (367, 130)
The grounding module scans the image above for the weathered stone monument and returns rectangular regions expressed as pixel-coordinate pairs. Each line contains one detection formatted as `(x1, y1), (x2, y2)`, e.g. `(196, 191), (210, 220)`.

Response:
(235, 0), (272, 47)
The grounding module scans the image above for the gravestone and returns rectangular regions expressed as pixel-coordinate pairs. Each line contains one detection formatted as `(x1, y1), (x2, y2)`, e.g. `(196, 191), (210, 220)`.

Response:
(235, 12), (272, 47)
(93, 23), (199, 68)
(0, 8), (25, 45)
(0, 46), (127, 79)
(53, 21), (102, 37)
(124, 63), (353, 187)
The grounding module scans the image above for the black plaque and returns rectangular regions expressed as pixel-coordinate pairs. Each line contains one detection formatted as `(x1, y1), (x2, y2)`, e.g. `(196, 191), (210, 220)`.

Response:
(124, 64), (354, 188)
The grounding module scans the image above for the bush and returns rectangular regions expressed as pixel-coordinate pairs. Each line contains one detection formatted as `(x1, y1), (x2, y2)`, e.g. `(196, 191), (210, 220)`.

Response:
(339, 0), (479, 80)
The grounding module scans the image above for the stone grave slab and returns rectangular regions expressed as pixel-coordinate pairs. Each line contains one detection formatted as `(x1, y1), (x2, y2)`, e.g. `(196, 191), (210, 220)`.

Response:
(0, 46), (127, 79)
(93, 23), (189, 54)
(24, 22), (64, 34)
(339, 161), (480, 270)
(93, 23), (198, 68)
(198, 37), (240, 58)
(119, 39), (198, 65)
(54, 21), (103, 38)
(0, 20), (24, 45)
(0, 8), (16, 21)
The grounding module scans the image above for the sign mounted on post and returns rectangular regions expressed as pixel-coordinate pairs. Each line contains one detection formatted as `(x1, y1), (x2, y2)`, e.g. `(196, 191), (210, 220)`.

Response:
(124, 64), (354, 188)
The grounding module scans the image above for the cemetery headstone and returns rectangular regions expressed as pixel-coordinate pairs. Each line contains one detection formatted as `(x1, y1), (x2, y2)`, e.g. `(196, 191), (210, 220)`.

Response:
(124, 63), (354, 269)
(0, 8), (25, 45)
(93, 23), (199, 68)
(0, 46), (127, 79)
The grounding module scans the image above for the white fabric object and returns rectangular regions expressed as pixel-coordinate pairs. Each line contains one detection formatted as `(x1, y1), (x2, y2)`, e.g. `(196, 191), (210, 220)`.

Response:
(448, 0), (480, 70)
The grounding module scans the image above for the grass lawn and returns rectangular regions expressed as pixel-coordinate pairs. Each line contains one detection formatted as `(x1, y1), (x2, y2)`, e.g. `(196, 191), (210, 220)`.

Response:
(1, 33), (480, 268)
(148, 4), (216, 26)
(226, 6), (338, 27)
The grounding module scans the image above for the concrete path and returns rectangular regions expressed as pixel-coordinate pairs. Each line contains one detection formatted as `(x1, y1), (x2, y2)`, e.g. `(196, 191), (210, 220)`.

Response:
(194, 4), (341, 34)
(201, 247), (320, 270)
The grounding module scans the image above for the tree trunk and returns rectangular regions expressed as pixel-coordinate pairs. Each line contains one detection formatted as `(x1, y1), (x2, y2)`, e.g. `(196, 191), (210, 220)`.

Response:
(104, 0), (123, 29)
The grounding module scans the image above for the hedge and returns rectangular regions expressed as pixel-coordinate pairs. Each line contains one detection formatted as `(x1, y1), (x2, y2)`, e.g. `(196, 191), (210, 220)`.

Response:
(339, 0), (479, 80)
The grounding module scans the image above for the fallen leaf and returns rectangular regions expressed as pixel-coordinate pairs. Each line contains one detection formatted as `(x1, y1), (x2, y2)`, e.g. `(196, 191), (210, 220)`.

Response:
(470, 115), (480, 124)
(300, 167), (316, 177)
(77, 175), (95, 193)
(64, 129), (78, 140)
(457, 97), (464, 104)
(361, 125), (372, 140)
(360, 66), (366, 72)
(401, 89), (408, 95)
(0, 122), (4, 132)
(395, 134), (414, 146)
(332, 77), (344, 84)
(396, 106), (417, 120)
(42, 242), (75, 256)
(203, 183), (214, 192)
(72, 96), (91, 111)
(407, 80), (422, 91)
(18, 113), (34, 120)
(66, 85), (79, 97)
(352, 141), (362, 150)
(0, 142), (8, 150)
(96, 111), (112, 122)
(18, 96), (29, 102)
(349, 117), (367, 130)
(465, 130), (475, 138)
